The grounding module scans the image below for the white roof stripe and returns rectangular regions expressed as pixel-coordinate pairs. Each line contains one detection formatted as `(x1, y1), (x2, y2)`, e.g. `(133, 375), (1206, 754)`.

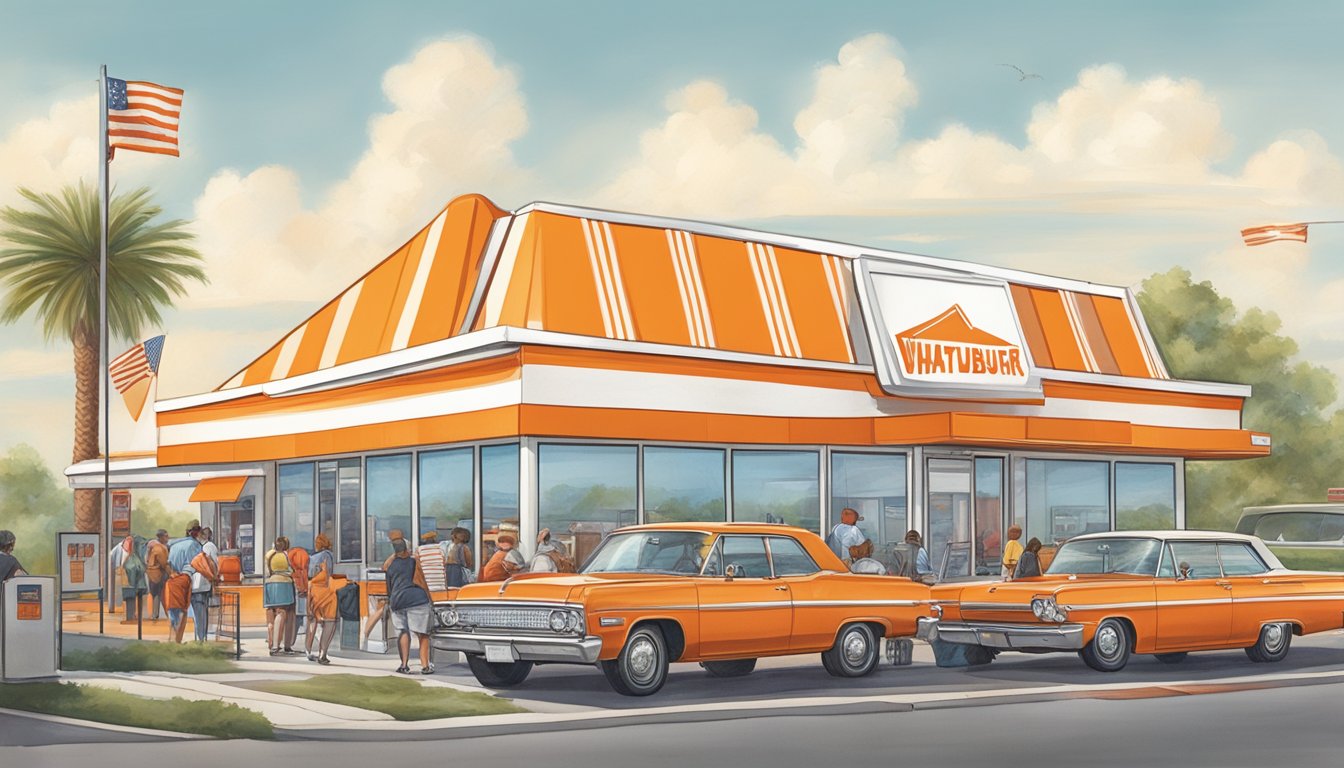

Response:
(746, 243), (784, 356)
(666, 230), (703, 346)
(765, 245), (801, 358)
(682, 231), (715, 347)
(580, 218), (616, 338)
(320, 279), (364, 370)
(601, 222), (636, 340)
(391, 208), (448, 351)
(269, 325), (306, 381)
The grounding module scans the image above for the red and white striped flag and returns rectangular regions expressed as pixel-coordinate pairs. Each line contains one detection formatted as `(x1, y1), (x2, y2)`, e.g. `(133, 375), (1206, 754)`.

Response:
(109, 335), (165, 420)
(1240, 223), (1308, 247)
(107, 78), (183, 158)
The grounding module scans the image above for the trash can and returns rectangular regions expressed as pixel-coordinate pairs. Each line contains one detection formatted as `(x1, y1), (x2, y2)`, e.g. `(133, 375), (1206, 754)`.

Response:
(1, 576), (58, 680)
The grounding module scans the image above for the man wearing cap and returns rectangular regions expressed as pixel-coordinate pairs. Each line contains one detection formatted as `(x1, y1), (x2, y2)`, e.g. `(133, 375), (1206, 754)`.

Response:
(827, 508), (867, 566)
(145, 529), (170, 620)
(0, 530), (26, 582)
(481, 534), (527, 581)
(385, 530), (434, 674)
(166, 525), (204, 643)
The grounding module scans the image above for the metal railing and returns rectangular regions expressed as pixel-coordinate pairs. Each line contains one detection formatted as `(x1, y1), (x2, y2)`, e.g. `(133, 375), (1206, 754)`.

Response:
(216, 590), (241, 659)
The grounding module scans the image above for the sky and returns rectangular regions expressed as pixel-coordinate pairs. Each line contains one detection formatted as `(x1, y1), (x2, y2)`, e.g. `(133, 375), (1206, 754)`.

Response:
(2, 0), (1344, 484)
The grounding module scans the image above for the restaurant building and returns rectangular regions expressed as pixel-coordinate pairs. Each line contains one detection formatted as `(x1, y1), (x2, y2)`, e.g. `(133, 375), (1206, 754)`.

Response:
(67, 193), (1270, 583)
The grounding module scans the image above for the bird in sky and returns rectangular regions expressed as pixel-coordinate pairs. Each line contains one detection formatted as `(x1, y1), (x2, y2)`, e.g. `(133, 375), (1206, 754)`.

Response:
(1000, 63), (1043, 81)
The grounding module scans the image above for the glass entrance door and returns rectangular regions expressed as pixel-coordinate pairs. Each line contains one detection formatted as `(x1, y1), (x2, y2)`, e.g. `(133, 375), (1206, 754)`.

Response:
(926, 458), (972, 579)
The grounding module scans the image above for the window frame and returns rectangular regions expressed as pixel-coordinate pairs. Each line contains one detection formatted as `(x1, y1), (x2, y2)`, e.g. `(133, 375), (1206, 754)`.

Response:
(766, 535), (821, 577)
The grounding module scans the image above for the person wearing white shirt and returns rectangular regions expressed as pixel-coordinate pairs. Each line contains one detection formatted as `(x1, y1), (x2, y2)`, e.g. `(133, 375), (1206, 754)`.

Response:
(828, 508), (867, 565)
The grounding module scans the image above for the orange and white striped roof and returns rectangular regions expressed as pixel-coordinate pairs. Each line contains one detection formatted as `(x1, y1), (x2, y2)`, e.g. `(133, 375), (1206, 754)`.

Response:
(218, 193), (1170, 392)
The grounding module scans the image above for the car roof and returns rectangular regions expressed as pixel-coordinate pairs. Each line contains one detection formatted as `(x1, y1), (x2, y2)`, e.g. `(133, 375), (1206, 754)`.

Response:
(1066, 530), (1264, 544)
(1240, 504), (1344, 516)
(614, 522), (815, 536)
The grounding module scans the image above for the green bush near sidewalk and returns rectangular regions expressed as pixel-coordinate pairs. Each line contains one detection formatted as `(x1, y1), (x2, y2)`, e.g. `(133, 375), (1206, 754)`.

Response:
(0, 682), (273, 740)
(256, 673), (526, 720)
(63, 640), (237, 674)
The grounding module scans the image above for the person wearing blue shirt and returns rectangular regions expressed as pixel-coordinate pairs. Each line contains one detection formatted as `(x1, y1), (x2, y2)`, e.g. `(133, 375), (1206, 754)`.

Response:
(906, 530), (934, 583)
(166, 524), (204, 642)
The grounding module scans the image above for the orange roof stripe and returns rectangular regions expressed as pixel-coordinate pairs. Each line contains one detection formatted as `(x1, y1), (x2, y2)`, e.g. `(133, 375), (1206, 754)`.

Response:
(695, 234), (779, 358)
(1091, 294), (1155, 378)
(1009, 284), (1054, 369)
(1028, 287), (1087, 371)
(1072, 292), (1121, 375)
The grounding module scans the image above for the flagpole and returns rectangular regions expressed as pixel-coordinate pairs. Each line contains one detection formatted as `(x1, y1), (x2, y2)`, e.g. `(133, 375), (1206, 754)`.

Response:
(98, 65), (112, 617)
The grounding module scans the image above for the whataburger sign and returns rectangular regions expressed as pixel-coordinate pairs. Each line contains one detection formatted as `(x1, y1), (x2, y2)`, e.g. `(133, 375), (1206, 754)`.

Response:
(896, 305), (1026, 380)
(858, 261), (1037, 398)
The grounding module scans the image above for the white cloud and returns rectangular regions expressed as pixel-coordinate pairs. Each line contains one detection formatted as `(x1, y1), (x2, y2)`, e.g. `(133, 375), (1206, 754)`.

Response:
(190, 35), (532, 307)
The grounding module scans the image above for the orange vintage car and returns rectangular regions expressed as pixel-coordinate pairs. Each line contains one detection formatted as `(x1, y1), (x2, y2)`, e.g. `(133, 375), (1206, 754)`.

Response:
(920, 530), (1344, 671)
(432, 522), (932, 695)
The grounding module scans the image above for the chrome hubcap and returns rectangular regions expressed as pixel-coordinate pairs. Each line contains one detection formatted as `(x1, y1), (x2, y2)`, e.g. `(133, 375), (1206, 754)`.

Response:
(628, 637), (657, 682)
(1096, 625), (1120, 657)
(1264, 624), (1286, 651)
(844, 630), (869, 664)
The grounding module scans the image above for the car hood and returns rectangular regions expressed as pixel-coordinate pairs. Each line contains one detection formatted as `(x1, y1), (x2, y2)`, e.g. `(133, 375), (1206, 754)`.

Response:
(449, 572), (685, 603)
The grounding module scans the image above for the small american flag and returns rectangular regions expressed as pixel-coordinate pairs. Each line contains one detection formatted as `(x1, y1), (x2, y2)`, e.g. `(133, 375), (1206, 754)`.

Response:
(1241, 223), (1308, 247)
(107, 78), (183, 157)
(110, 335), (165, 421)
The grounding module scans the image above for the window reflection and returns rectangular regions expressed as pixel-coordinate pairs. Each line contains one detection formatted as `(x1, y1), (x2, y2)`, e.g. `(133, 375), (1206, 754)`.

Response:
(480, 444), (519, 570)
(732, 450), (820, 532)
(365, 454), (411, 567)
(1115, 463), (1176, 531)
(830, 452), (906, 572)
(644, 447), (726, 523)
(419, 448), (474, 570)
(538, 444), (636, 568)
(279, 463), (315, 552)
(318, 459), (361, 562)
(1025, 459), (1109, 545)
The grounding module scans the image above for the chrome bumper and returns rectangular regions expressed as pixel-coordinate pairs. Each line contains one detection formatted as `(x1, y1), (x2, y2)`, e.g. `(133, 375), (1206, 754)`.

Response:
(917, 616), (1085, 650)
(432, 632), (604, 664)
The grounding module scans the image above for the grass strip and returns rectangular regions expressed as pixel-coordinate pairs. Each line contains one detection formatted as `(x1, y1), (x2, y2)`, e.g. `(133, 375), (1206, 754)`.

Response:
(256, 673), (526, 720)
(0, 682), (273, 740)
(63, 640), (237, 674)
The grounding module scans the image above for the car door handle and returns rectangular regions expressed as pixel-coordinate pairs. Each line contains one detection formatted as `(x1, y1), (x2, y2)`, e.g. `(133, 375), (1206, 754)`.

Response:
(1215, 581), (1232, 590)
(774, 585), (788, 591)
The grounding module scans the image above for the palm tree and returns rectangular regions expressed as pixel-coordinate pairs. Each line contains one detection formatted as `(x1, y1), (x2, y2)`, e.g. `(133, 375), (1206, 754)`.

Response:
(0, 183), (206, 532)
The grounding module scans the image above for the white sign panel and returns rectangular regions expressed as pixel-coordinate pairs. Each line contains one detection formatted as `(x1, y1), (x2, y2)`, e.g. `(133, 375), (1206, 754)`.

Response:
(57, 531), (101, 593)
(858, 259), (1040, 399)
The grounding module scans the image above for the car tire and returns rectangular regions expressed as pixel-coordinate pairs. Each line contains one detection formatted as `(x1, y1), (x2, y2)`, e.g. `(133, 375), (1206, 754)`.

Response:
(701, 658), (757, 678)
(465, 654), (534, 687)
(1154, 652), (1188, 664)
(1245, 622), (1292, 663)
(821, 623), (880, 678)
(1080, 618), (1131, 672)
(602, 624), (669, 696)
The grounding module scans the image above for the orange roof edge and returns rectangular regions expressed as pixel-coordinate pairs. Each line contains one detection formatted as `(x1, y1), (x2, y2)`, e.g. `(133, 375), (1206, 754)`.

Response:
(188, 476), (250, 503)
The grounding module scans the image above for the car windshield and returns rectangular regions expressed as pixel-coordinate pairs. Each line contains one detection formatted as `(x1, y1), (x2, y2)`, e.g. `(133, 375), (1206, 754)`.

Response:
(1045, 537), (1163, 576)
(581, 530), (715, 575)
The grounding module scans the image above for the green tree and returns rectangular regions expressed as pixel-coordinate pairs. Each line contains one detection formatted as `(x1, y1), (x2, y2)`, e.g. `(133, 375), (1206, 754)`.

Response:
(130, 496), (196, 540)
(0, 444), (74, 574)
(0, 184), (206, 532)
(1138, 267), (1344, 530)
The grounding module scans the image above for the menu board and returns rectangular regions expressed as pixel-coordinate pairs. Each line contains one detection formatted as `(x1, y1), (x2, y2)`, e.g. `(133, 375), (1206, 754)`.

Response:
(58, 531), (102, 592)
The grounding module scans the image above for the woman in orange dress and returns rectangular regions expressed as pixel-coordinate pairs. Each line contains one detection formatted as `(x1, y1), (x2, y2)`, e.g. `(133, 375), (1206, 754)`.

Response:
(305, 533), (338, 664)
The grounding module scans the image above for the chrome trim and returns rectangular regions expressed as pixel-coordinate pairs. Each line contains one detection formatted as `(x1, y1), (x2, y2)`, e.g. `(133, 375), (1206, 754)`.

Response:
(699, 601), (792, 611)
(920, 618), (1085, 650)
(792, 599), (924, 607)
(590, 605), (699, 613)
(1061, 601), (1155, 611)
(432, 632), (603, 664)
(444, 599), (580, 609)
(1235, 595), (1344, 603)
(959, 602), (1033, 612)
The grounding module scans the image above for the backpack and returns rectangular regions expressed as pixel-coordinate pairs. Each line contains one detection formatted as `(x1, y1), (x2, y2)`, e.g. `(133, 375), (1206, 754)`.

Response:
(336, 581), (361, 621)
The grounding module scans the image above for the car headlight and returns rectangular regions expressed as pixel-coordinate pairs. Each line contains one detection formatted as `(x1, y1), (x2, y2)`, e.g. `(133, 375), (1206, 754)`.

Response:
(436, 607), (458, 627)
(566, 610), (582, 632)
(549, 610), (568, 632)
(1031, 597), (1068, 623)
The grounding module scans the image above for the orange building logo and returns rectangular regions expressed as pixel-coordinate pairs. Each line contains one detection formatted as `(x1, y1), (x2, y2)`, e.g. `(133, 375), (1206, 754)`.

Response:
(895, 305), (1025, 379)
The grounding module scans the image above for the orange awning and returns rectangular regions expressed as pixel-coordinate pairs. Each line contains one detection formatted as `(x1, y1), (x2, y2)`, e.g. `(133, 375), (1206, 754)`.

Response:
(189, 476), (250, 503)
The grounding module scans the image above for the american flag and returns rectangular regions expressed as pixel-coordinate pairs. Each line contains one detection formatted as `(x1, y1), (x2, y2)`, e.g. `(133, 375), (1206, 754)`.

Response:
(1240, 223), (1309, 247)
(107, 78), (183, 157)
(110, 335), (164, 392)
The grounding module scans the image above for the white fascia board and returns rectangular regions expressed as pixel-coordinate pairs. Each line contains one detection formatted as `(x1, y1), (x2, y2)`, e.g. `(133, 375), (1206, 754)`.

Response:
(65, 458), (265, 487)
(1041, 367), (1251, 398)
(519, 201), (1131, 298)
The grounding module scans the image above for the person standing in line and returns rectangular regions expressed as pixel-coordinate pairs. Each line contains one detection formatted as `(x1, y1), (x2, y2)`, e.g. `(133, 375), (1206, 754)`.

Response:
(286, 542), (311, 650)
(529, 529), (576, 573)
(263, 536), (297, 656)
(189, 529), (218, 642)
(827, 508), (867, 566)
(481, 534), (526, 582)
(120, 535), (148, 623)
(385, 532), (433, 675)
(144, 530), (170, 620)
(1014, 537), (1044, 579)
(443, 527), (475, 587)
(1001, 525), (1024, 581)
(0, 530), (27, 581)
(305, 533), (339, 664)
(417, 531), (448, 594)
(905, 530), (935, 584)
(166, 525), (204, 643)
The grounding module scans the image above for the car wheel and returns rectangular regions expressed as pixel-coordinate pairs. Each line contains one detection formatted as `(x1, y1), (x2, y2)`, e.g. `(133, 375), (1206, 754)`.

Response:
(465, 654), (534, 687)
(822, 623), (880, 678)
(1246, 622), (1293, 663)
(1080, 618), (1131, 672)
(1154, 652), (1188, 664)
(602, 624), (669, 696)
(701, 658), (757, 678)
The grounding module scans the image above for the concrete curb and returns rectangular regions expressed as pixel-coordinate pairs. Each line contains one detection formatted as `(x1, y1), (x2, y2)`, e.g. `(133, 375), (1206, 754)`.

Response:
(0, 706), (208, 740)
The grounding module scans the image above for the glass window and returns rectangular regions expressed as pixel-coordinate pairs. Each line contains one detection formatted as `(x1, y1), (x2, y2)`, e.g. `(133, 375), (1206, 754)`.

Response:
(927, 458), (972, 580)
(1115, 463), (1176, 531)
(718, 535), (771, 579)
(974, 458), (1004, 577)
(1168, 541), (1221, 580)
(830, 452), (907, 573)
(582, 530), (713, 575)
(768, 536), (820, 576)
(1156, 545), (1175, 578)
(365, 454), (411, 568)
(732, 450), (820, 533)
(278, 462), (315, 552)
(644, 447), (726, 523)
(1219, 542), (1269, 575)
(1045, 537), (1161, 575)
(319, 459), (361, 562)
(480, 443), (519, 568)
(1253, 512), (1327, 543)
(538, 444), (637, 568)
(419, 447), (474, 568)
(1026, 459), (1109, 545)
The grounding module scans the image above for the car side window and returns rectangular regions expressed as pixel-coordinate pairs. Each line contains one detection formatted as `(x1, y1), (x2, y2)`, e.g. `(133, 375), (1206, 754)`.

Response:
(768, 536), (820, 577)
(1219, 542), (1269, 576)
(720, 536), (771, 579)
(1156, 544), (1175, 579)
(1167, 542), (1221, 579)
